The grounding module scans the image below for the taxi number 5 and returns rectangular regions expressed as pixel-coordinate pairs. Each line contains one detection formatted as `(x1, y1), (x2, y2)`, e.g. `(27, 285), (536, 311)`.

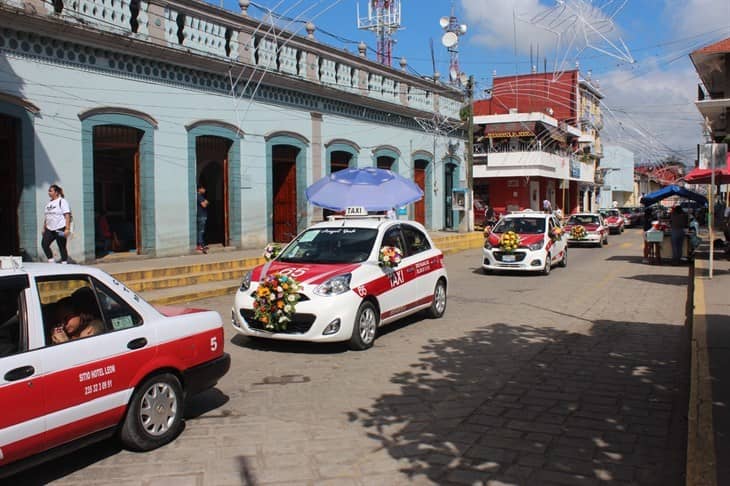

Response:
(278, 267), (308, 279)
(210, 337), (218, 351)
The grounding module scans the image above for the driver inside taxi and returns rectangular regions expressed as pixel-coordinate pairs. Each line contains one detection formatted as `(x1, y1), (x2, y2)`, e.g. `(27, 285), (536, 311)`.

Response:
(51, 296), (104, 344)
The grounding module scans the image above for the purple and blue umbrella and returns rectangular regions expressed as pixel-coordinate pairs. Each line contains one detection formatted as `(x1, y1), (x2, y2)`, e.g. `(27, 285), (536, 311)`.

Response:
(305, 167), (424, 212)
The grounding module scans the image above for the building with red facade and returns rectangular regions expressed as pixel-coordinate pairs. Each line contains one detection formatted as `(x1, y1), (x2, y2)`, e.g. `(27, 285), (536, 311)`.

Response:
(473, 70), (604, 219)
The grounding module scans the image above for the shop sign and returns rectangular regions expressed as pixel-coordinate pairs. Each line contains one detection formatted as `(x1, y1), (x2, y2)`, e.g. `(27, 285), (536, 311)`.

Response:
(487, 130), (534, 138)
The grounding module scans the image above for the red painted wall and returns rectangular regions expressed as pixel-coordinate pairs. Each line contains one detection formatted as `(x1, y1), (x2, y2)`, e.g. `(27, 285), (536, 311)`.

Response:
(480, 70), (579, 125)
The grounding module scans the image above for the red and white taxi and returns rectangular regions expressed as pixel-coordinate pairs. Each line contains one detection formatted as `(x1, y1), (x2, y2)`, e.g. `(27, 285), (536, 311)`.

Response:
(599, 209), (625, 234)
(482, 210), (567, 275)
(0, 261), (230, 477)
(564, 213), (609, 247)
(231, 214), (447, 350)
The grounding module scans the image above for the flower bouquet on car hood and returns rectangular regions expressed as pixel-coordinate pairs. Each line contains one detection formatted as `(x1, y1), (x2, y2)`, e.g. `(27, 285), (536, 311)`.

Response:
(499, 231), (521, 252)
(570, 225), (587, 239)
(253, 274), (301, 331)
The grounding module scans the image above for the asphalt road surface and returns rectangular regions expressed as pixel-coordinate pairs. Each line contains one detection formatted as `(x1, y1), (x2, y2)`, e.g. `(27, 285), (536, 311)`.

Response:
(15, 228), (690, 485)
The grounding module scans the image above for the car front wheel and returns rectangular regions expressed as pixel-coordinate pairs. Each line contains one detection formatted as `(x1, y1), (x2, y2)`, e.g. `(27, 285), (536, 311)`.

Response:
(427, 279), (447, 318)
(349, 301), (378, 350)
(120, 373), (184, 451)
(542, 256), (552, 275)
(559, 248), (568, 267)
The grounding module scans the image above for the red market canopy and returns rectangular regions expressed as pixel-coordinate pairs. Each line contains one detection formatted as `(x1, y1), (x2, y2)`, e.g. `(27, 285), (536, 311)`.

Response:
(683, 167), (730, 185)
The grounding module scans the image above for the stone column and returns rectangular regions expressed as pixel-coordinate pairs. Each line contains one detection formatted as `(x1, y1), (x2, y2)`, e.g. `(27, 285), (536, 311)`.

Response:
(310, 112), (323, 222)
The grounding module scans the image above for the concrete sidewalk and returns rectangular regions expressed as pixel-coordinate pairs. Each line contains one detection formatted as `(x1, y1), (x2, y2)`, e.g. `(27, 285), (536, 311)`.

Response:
(687, 247), (730, 486)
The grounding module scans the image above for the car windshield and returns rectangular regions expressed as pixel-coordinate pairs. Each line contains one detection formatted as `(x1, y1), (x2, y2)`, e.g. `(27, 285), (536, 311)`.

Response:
(277, 227), (378, 264)
(600, 210), (619, 218)
(568, 215), (599, 225)
(492, 217), (546, 234)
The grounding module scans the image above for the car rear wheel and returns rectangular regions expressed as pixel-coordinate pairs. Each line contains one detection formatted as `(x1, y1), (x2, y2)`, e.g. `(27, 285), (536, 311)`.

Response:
(427, 279), (447, 318)
(120, 373), (184, 451)
(349, 301), (378, 350)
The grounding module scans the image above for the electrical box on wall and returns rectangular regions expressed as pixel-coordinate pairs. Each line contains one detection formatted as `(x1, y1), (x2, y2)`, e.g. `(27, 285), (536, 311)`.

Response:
(452, 189), (467, 211)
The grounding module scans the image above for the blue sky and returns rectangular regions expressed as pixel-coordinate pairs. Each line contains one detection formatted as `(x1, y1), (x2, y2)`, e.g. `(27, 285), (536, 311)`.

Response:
(225, 1), (730, 165)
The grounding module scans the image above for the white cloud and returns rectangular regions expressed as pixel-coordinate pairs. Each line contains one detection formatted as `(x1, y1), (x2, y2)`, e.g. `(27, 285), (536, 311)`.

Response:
(664, 0), (730, 39)
(598, 64), (703, 163)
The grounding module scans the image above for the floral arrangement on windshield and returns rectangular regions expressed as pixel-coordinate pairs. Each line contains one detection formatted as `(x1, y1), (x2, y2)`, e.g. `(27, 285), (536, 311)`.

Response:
(499, 231), (521, 252)
(253, 274), (301, 331)
(570, 225), (587, 240)
(379, 246), (403, 268)
(263, 243), (282, 261)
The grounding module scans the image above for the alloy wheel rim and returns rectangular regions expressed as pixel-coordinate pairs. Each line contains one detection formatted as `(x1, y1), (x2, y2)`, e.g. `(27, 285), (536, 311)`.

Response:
(140, 383), (178, 436)
(359, 307), (377, 344)
(434, 284), (446, 314)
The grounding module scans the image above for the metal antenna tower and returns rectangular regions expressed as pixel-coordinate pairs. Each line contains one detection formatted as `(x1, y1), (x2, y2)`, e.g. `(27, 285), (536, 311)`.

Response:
(439, 6), (467, 86)
(357, 0), (402, 66)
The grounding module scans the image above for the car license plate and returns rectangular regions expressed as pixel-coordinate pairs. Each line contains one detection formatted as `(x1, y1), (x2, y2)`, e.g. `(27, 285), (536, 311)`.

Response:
(502, 254), (515, 262)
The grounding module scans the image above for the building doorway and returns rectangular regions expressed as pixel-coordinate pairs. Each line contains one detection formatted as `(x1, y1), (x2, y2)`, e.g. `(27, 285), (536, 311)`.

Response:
(272, 145), (299, 242)
(377, 156), (394, 170)
(93, 125), (142, 255)
(196, 136), (231, 246)
(444, 164), (455, 229)
(0, 115), (20, 256)
(323, 150), (352, 219)
(414, 160), (427, 224)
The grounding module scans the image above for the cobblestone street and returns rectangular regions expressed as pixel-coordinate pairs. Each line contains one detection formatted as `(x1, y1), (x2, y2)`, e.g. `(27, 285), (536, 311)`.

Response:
(19, 230), (689, 485)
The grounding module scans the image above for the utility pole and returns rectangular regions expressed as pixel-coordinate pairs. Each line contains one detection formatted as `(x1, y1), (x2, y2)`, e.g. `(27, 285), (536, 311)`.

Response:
(466, 75), (475, 231)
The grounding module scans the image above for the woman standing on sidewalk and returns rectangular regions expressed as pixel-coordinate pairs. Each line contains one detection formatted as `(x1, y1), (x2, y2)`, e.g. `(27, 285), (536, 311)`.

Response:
(41, 184), (71, 264)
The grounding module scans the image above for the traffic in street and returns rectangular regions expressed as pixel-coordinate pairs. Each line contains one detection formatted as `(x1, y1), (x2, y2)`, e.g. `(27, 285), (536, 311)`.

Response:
(12, 226), (690, 485)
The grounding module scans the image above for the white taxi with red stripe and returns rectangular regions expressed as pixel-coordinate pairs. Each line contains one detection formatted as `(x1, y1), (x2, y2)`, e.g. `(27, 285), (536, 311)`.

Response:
(0, 262), (230, 477)
(482, 210), (567, 275)
(564, 213), (609, 247)
(231, 216), (447, 350)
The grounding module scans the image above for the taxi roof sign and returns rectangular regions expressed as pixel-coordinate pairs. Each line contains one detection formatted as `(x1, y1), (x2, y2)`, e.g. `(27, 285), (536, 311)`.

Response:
(345, 206), (368, 217)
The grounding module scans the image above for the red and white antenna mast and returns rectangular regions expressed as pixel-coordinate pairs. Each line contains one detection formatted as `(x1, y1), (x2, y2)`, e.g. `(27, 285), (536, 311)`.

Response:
(440, 6), (468, 86)
(357, 0), (402, 66)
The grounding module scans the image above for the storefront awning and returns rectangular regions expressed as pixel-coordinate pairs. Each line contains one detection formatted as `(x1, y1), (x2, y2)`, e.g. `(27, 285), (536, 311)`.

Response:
(481, 121), (536, 139)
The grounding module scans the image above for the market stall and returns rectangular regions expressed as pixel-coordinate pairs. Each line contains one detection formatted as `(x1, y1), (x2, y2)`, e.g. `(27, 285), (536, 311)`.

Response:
(640, 185), (707, 264)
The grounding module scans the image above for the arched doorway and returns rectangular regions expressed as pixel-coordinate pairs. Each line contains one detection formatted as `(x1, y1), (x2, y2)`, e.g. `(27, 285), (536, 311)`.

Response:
(93, 125), (142, 254)
(0, 115), (20, 255)
(414, 159), (428, 224)
(322, 150), (353, 219)
(377, 156), (394, 170)
(196, 135), (231, 246)
(272, 145), (299, 242)
(444, 163), (456, 229)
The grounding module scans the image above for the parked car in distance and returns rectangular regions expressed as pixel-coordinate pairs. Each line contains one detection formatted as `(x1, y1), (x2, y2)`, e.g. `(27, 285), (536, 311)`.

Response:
(564, 213), (609, 247)
(617, 207), (643, 227)
(231, 212), (448, 350)
(482, 210), (567, 275)
(0, 261), (230, 478)
(599, 208), (625, 234)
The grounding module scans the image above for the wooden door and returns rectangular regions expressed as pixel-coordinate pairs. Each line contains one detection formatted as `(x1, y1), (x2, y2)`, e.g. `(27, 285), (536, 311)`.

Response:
(414, 162), (426, 224)
(273, 146), (298, 242)
(0, 116), (19, 255)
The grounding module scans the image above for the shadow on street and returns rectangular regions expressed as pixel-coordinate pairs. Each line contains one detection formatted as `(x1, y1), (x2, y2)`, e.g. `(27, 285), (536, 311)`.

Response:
(349, 320), (689, 485)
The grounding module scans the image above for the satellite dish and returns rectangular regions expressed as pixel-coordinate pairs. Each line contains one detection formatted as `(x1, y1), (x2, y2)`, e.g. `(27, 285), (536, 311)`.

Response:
(439, 16), (449, 28)
(459, 24), (468, 34)
(449, 68), (458, 81)
(459, 72), (468, 85)
(441, 31), (458, 48)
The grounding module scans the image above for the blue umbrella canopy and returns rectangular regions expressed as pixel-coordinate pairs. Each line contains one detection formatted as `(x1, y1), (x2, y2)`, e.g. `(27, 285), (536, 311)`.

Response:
(306, 167), (424, 211)
(640, 185), (708, 206)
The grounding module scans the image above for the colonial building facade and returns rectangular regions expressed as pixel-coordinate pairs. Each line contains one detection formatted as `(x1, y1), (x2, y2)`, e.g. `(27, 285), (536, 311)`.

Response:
(0, 0), (466, 262)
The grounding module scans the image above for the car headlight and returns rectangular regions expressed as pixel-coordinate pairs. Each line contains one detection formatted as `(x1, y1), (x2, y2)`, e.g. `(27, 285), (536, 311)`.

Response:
(528, 240), (544, 251)
(239, 271), (252, 291)
(314, 273), (352, 296)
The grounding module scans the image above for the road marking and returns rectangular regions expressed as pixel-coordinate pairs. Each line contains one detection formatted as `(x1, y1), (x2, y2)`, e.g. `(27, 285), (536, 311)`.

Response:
(686, 275), (717, 486)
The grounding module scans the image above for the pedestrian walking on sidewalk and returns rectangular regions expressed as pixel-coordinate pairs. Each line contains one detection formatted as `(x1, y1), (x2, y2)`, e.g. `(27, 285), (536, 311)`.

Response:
(196, 184), (209, 254)
(670, 205), (688, 265)
(41, 184), (71, 264)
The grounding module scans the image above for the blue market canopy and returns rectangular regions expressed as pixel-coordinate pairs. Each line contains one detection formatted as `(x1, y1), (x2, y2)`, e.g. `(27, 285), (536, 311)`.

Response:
(640, 185), (708, 206)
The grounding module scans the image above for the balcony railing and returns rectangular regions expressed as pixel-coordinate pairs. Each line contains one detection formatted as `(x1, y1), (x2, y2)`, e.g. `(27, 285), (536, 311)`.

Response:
(7, 0), (463, 118)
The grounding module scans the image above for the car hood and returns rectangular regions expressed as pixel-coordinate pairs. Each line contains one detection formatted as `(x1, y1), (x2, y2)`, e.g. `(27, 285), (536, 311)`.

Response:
(488, 233), (545, 248)
(251, 261), (363, 286)
(604, 216), (621, 224)
(565, 223), (601, 231)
